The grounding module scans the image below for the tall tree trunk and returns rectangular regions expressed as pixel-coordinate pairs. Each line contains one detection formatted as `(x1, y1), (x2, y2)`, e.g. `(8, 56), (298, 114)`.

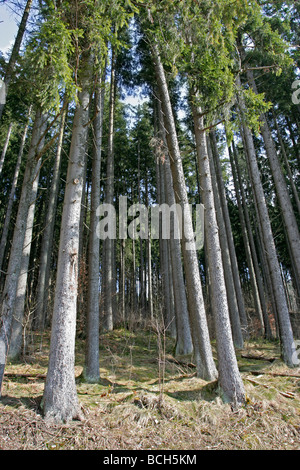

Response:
(158, 151), (175, 336)
(8, 157), (42, 359)
(272, 111), (300, 217)
(131, 218), (137, 317)
(150, 42), (217, 381)
(34, 102), (68, 331)
(42, 51), (93, 422)
(247, 71), (300, 298)
(0, 0), (33, 120)
(120, 237), (126, 323)
(232, 141), (273, 338)
(228, 143), (272, 339)
(76, 131), (89, 324)
(0, 107), (32, 272)
(249, 181), (280, 337)
(285, 117), (299, 168)
(103, 49), (116, 332)
(0, 108), (48, 395)
(191, 93), (245, 406)
(207, 136), (244, 349)
(0, 122), (13, 175)
(155, 97), (192, 355)
(145, 173), (154, 321)
(84, 67), (105, 382)
(210, 131), (248, 337)
(137, 141), (145, 317)
(237, 76), (296, 367)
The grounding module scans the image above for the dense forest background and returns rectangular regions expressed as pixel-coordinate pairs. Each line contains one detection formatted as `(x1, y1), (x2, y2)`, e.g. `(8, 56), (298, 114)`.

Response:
(0, 0), (299, 426)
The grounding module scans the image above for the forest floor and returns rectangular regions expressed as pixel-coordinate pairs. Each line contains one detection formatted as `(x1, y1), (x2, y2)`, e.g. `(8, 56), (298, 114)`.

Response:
(0, 327), (299, 451)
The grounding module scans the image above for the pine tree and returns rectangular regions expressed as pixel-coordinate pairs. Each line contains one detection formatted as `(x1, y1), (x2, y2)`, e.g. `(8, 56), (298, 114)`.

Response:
(0, 107), (48, 394)
(236, 75), (296, 367)
(149, 36), (218, 382)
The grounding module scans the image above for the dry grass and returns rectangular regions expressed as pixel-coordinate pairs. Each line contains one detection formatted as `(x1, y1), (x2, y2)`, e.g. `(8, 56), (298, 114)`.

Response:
(0, 328), (299, 450)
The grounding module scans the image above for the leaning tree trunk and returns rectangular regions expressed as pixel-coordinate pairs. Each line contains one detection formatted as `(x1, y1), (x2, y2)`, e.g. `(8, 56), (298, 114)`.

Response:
(272, 110), (300, 217)
(191, 92), (245, 406)
(0, 122), (13, 175)
(237, 76), (296, 368)
(0, 108), (48, 395)
(150, 42), (217, 381)
(247, 70), (300, 299)
(285, 117), (300, 170)
(42, 51), (93, 422)
(8, 155), (42, 360)
(0, 107), (32, 272)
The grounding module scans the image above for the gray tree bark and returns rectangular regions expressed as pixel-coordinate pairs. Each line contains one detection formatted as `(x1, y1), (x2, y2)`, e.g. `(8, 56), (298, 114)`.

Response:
(0, 107), (32, 272)
(144, 172), (154, 321)
(272, 111), (300, 217)
(84, 68), (105, 382)
(158, 152), (176, 337)
(207, 136), (244, 349)
(0, 108), (48, 395)
(191, 94), (245, 406)
(0, 122), (13, 175)
(34, 102), (68, 331)
(155, 98), (193, 355)
(210, 131), (248, 337)
(137, 142), (146, 317)
(103, 50), (116, 332)
(8, 156), (42, 359)
(150, 42), (217, 381)
(228, 143), (272, 339)
(42, 52), (93, 422)
(120, 237), (126, 323)
(237, 76), (296, 367)
(247, 71), (300, 299)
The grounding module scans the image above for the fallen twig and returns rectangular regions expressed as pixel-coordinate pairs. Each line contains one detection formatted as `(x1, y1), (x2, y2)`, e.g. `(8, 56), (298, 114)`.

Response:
(165, 354), (196, 369)
(241, 354), (276, 362)
(245, 376), (295, 399)
(4, 373), (46, 379)
(249, 371), (300, 379)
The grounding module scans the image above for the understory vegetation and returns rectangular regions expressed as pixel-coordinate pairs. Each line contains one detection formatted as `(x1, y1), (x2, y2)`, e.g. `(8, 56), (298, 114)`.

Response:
(0, 327), (299, 450)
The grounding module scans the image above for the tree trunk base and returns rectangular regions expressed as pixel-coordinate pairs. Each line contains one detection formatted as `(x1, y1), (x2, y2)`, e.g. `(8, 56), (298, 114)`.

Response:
(42, 396), (83, 424)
